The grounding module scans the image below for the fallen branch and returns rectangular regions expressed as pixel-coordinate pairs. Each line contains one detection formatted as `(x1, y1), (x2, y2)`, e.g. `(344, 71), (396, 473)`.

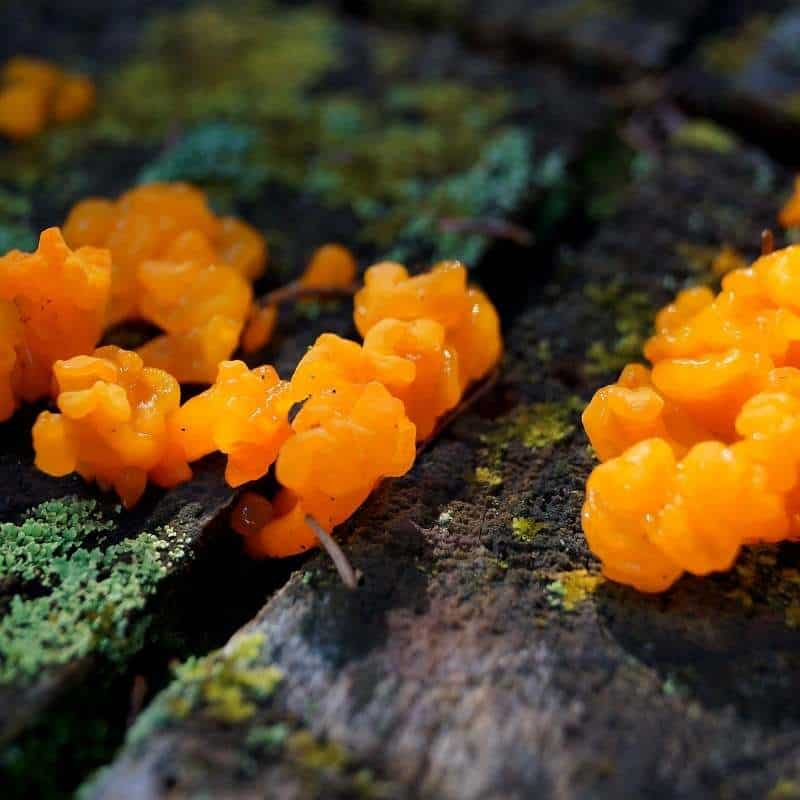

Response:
(762, 228), (775, 256)
(438, 217), (534, 247)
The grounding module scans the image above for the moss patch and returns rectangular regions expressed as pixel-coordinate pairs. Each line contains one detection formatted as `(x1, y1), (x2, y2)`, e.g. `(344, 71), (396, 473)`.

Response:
(511, 517), (548, 543)
(671, 120), (737, 154)
(546, 569), (604, 611)
(128, 632), (282, 738)
(0, 498), (192, 684)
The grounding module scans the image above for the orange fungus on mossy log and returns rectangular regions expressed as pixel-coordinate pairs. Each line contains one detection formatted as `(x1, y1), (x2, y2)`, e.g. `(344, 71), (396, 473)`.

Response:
(0, 228), (111, 421)
(231, 260), (502, 559)
(0, 57), (94, 140)
(24, 251), (502, 560)
(582, 243), (800, 592)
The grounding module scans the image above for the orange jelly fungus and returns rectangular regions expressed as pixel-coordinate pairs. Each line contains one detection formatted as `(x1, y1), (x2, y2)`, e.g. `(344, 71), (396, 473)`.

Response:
(583, 243), (800, 591)
(134, 252), (253, 383)
(63, 183), (267, 379)
(299, 243), (357, 289)
(32, 347), (191, 508)
(0, 57), (94, 140)
(779, 177), (800, 229)
(0, 227), (111, 420)
(354, 260), (502, 388)
(170, 360), (293, 487)
(235, 380), (416, 558)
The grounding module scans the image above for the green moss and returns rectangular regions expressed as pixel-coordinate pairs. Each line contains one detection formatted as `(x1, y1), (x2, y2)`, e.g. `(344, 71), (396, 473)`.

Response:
(128, 632), (282, 739)
(101, 3), (337, 141)
(287, 730), (350, 771)
(770, 779), (800, 800)
(476, 398), (580, 489)
(511, 518), (548, 543)
(671, 120), (737, 154)
(584, 281), (655, 376)
(484, 398), (580, 452)
(702, 15), (773, 75)
(0, 498), (193, 685)
(475, 466), (503, 488)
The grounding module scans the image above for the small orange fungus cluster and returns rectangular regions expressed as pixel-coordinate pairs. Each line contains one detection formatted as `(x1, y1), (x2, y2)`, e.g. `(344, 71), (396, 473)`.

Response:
(32, 346), (189, 509)
(582, 243), (800, 592)
(230, 259), (502, 558)
(0, 228), (111, 421)
(0, 57), (94, 140)
(63, 182), (266, 382)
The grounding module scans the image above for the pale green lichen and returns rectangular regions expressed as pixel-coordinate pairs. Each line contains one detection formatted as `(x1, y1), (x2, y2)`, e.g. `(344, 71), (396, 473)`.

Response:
(0, 498), (190, 684)
(128, 632), (282, 741)
(511, 518), (548, 543)
(137, 122), (269, 204)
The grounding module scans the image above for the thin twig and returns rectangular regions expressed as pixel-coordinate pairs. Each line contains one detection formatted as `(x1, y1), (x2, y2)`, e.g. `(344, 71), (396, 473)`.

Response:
(305, 514), (360, 590)
(762, 229), (775, 256)
(439, 217), (535, 247)
(258, 281), (359, 309)
(127, 674), (147, 727)
(416, 366), (501, 458)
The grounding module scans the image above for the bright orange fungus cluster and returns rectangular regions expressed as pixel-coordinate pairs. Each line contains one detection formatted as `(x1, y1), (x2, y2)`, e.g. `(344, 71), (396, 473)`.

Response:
(33, 347), (189, 508)
(232, 259), (502, 557)
(582, 243), (800, 592)
(63, 182), (267, 383)
(0, 228), (111, 421)
(30, 253), (502, 554)
(0, 57), (94, 140)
